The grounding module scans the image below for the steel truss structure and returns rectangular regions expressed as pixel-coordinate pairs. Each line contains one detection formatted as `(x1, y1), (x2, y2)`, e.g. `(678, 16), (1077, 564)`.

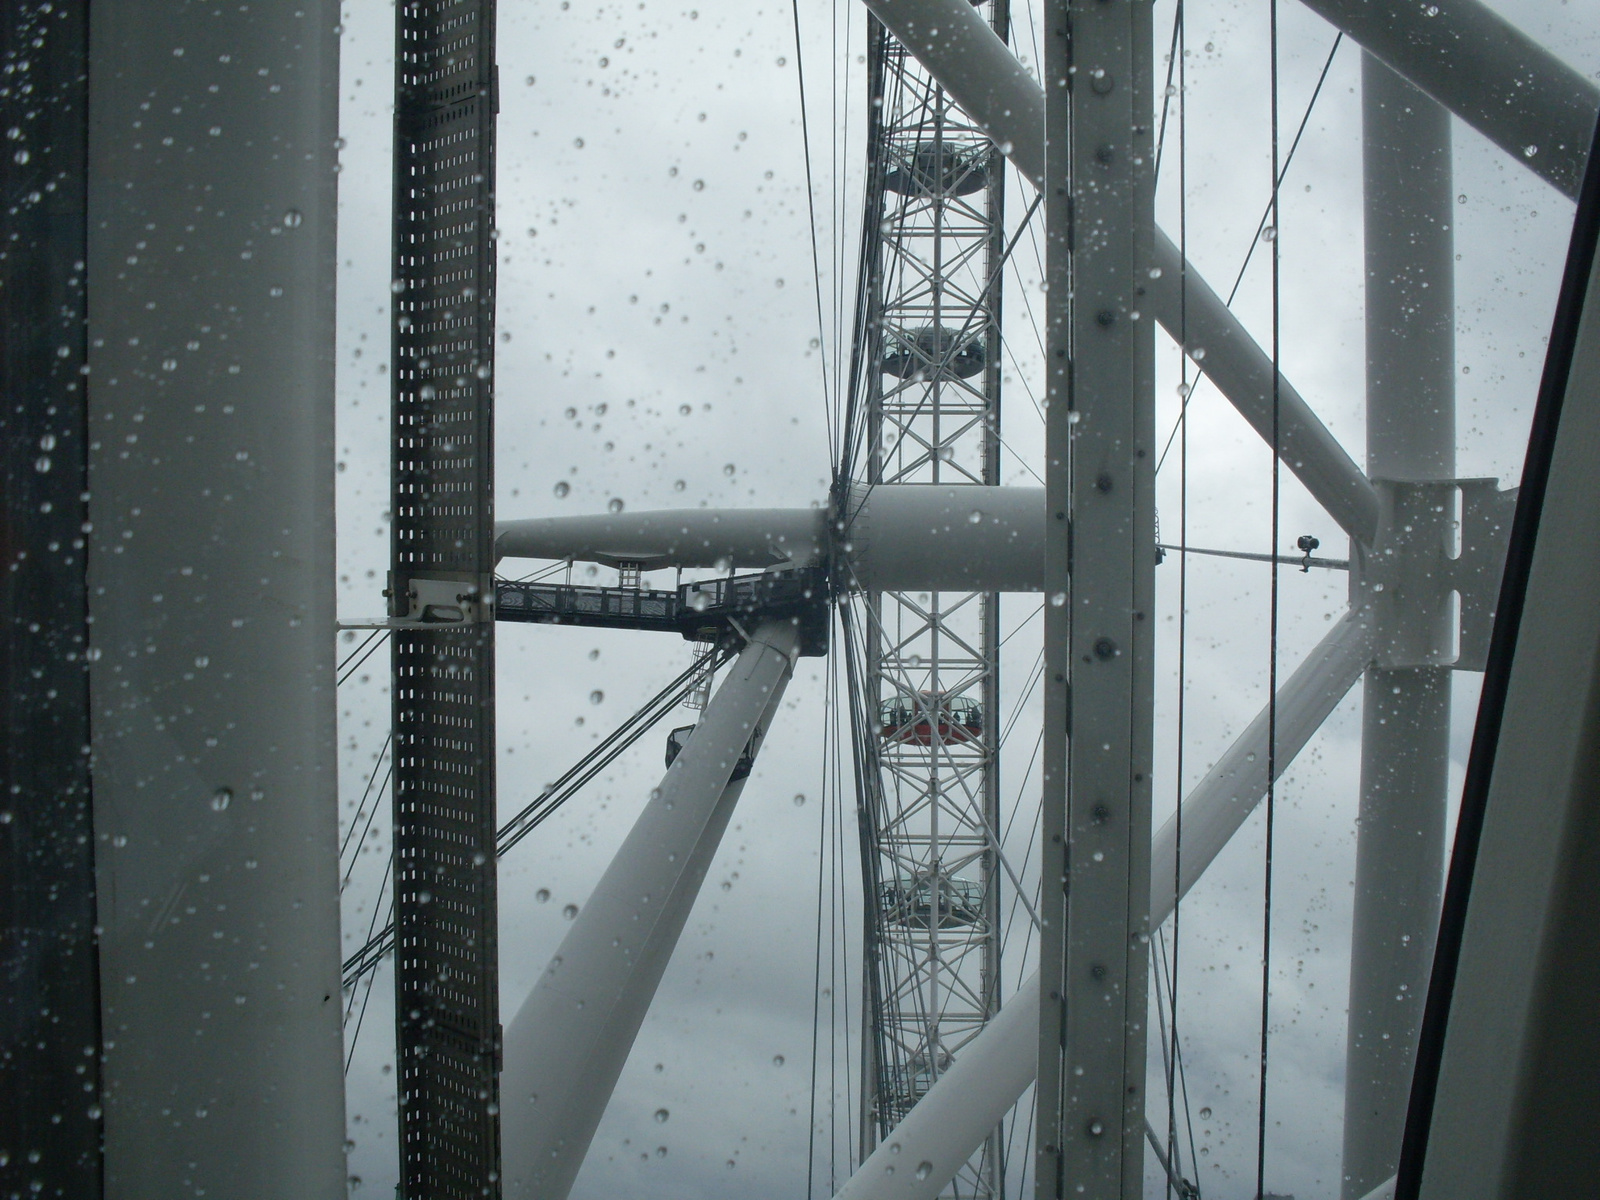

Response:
(388, 1), (502, 1196)
(847, 8), (1010, 1196)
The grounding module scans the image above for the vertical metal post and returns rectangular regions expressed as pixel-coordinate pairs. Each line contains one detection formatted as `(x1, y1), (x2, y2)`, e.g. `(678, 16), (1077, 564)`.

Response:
(390, 3), (501, 1196)
(1, 4), (101, 1193)
(1039, 2), (1156, 1198)
(1344, 54), (1455, 1200)
(83, 1), (345, 1195)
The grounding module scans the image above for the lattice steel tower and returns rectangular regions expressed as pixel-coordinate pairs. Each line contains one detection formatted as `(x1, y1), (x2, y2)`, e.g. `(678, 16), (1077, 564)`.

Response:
(850, 7), (1011, 1196)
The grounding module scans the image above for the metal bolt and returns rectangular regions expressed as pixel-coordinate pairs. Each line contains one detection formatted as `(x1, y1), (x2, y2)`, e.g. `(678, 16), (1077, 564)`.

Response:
(1093, 636), (1118, 660)
(1096, 309), (1117, 327)
(1095, 473), (1113, 493)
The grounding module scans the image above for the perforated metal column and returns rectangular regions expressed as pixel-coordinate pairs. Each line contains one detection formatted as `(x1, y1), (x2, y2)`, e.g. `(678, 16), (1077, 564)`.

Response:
(390, 3), (501, 1197)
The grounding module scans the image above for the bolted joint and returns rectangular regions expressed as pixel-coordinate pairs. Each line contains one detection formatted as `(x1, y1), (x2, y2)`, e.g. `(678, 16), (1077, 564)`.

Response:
(1351, 478), (1515, 670)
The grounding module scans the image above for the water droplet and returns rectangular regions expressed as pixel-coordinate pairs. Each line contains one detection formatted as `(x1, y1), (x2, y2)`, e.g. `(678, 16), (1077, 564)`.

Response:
(234, 993), (247, 1005)
(607, 497), (625, 513)
(553, 481), (570, 498)
(1260, 225), (1276, 242)
(390, 279), (406, 294)
(536, 888), (551, 903)
(34, 455), (51, 474)
(112, 834), (127, 847)
(968, 509), (983, 524)
(562, 903), (578, 920)
(654, 1108), (670, 1123)
(39, 433), (56, 452)
(723, 463), (736, 476)
(283, 208), (303, 228)
(161, 358), (178, 372)
(673, 479), (686, 492)
(916, 1162), (933, 1180)
(1050, 591), (1066, 607)
(1523, 144), (1538, 158)
(589, 689), (604, 705)
(693, 179), (705, 191)
(1176, 382), (1191, 399)
(1147, 266), (1163, 279)
(210, 787), (233, 812)
(1199, 1106), (1212, 1119)
(86, 1104), (102, 1119)
(772, 1054), (785, 1067)
(12, 149), (29, 165)
(573, 137), (585, 149)
(792, 793), (806, 807)
(194, 655), (210, 668)
(1192, 346), (1206, 361)
(85, 646), (103, 662)
(655, 1146), (667, 1158)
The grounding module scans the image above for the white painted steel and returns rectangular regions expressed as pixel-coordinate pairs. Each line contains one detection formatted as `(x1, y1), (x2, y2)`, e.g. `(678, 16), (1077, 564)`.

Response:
(500, 619), (800, 1200)
(845, 485), (1044, 592)
(859, 0), (1045, 188)
(1299, 0), (1598, 201)
(85, 3), (345, 1197)
(835, 980), (1040, 1200)
(496, 505), (828, 569)
(1342, 58), (1456, 1199)
(1147, 232), (1380, 545)
(859, 0), (1382, 547)
(835, 608), (1375, 1200)
(498, 486), (1046, 591)
(1148, 609), (1377, 923)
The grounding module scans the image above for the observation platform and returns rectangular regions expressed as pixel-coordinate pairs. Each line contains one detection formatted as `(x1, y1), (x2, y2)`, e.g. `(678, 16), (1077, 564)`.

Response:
(494, 564), (830, 656)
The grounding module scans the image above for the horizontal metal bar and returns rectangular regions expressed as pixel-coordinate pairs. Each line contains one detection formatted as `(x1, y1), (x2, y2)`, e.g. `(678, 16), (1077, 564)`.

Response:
(1158, 542), (1350, 571)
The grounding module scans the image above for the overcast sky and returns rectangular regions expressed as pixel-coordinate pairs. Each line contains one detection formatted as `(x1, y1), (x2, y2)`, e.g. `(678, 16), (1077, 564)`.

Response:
(331, 2), (1599, 1197)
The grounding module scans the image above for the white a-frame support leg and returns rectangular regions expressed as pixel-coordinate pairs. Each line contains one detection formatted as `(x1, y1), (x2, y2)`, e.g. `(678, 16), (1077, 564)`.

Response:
(499, 619), (799, 1199)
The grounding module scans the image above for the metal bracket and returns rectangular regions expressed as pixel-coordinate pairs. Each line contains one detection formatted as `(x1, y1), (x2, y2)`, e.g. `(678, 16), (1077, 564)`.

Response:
(386, 571), (493, 625)
(1350, 478), (1516, 671)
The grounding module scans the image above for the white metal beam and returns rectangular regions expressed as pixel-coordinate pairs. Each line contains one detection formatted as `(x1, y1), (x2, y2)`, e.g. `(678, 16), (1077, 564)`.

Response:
(499, 619), (799, 1200)
(1299, 0), (1598, 201)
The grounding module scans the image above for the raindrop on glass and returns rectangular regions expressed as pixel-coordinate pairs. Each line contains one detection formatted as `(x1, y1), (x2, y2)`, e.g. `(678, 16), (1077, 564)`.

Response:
(653, 1108), (670, 1124)
(589, 689), (604, 705)
(916, 1162), (933, 1181)
(553, 481), (571, 498)
(772, 1054), (785, 1067)
(210, 787), (233, 812)
(283, 209), (303, 228)
(792, 793), (806, 807)
(535, 888), (551, 903)
(607, 497), (625, 513)
(1199, 1106), (1212, 1120)
(562, 903), (579, 920)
